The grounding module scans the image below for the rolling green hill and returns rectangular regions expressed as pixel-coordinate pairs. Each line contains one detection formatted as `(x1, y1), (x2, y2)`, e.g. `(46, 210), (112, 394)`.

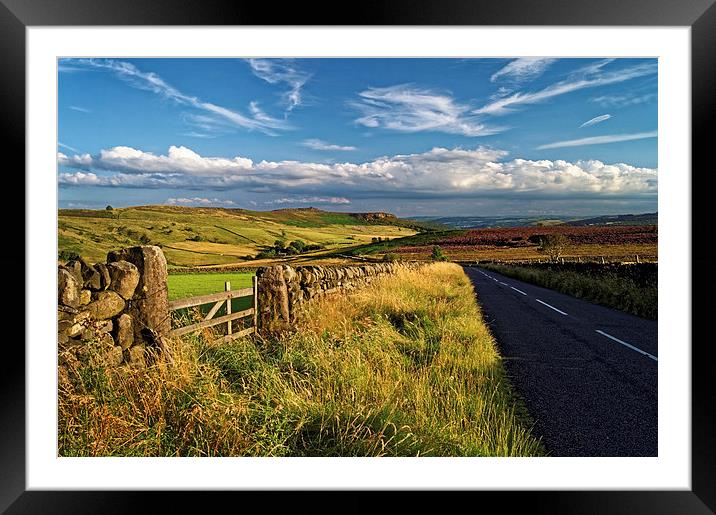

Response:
(58, 205), (437, 267)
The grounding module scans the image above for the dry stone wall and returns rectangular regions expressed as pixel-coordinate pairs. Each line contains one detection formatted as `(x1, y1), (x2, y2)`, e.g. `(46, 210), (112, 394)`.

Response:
(58, 245), (428, 361)
(255, 261), (425, 334)
(57, 245), (170, 369)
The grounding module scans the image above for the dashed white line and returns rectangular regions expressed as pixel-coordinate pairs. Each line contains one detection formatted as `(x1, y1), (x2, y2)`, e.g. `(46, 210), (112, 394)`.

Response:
(596, 330), (658, 361)
(510, 286), (527, 296)
(535, 298), (569, 316)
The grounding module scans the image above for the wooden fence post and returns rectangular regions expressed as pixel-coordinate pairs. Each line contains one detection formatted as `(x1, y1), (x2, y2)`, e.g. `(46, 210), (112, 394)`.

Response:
(252, 275), (258, 334)
(225, 281), (232, 335)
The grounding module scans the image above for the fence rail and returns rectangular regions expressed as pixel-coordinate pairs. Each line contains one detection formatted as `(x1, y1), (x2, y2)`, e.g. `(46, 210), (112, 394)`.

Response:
(169, 277), (257, 342)
(168, 287), (254, 310)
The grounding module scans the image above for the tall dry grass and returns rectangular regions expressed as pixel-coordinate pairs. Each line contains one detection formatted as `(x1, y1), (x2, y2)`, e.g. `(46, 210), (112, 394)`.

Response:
(59, 263), (544, 457)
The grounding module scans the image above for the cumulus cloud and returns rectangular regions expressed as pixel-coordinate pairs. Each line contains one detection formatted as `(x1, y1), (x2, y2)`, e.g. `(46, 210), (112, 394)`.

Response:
(490, 58), (556, 83)
(301, 139), (356, 151)
(579, 114), (612, 128)
(60, 145), (254, 175)
(246, 59), (310, 112)
(58, 144), (657, 199)
(60, 58), (290, 135)
(166, 197), (236, 206)
(266, 197), (351, 205)
(352, 85), (502, 137)
(536, 131), (657, 149)
(475, 60), (657, 116)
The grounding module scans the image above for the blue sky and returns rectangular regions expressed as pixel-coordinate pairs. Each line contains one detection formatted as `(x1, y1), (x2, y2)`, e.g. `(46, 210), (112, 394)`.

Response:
(58, 58), (657, 216)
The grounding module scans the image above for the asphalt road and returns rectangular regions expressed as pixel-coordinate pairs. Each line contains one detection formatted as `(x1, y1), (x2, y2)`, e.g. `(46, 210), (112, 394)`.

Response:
(463, 266), (657, 457)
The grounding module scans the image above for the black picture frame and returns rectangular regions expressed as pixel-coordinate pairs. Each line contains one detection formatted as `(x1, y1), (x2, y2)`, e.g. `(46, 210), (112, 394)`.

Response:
(3, 0), (714, 512)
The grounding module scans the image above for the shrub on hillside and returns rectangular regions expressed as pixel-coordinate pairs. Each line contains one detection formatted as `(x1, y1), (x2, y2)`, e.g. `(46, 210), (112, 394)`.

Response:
(58, 250), (80, 261)
(431, 245), (448, 261)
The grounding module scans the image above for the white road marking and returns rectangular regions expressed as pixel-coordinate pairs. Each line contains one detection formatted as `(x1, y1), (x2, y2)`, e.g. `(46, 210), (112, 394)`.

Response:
(511, 286), (527, 296)
(535, 298), (569, 316)
(499, 281), (509, 286)
(596, 330), (658, 361)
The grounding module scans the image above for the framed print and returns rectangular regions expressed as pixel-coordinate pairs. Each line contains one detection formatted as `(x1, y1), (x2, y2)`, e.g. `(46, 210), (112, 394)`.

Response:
(3, 0), (715, 512)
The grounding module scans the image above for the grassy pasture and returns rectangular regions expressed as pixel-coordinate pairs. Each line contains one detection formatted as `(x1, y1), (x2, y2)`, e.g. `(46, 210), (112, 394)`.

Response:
(167, 272), (256, 322)
(59, 263), (544, 457)
(167, 272), (255, 300)
(59, 205), (418, 267)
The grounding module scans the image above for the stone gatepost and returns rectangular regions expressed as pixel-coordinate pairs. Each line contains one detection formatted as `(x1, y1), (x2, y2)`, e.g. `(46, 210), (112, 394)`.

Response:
(255, 265), (290, 335)
(107, 246), (171, 348)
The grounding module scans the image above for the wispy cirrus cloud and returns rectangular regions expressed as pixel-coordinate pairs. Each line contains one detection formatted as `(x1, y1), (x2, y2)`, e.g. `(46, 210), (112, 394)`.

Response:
(246, 59), (311, 112)
(476, 60), (657, 116)
(60, 58), (291, 135)
(68, 105), (91, 113)
(301, 139), (356, 151)
(590, 93), (656, 108)
(352, 85), (502, 137)
(58, 142), (78, 153)
(58, 144), (657, 199)
(536, 130), (657, 149)
(579, 114), (611, 128)
(490, 58), (556, 83)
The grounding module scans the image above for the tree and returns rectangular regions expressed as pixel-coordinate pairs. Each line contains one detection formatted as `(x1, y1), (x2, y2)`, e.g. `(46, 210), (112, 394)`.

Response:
(431, 245), (447, 261)
(289, 240), (307, 253)
(538, 234), (571, 262)
(105, 205), (113, 211)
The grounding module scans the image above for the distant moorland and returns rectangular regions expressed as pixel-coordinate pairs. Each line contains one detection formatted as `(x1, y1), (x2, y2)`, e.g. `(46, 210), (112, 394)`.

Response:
(59, 206), (657, 269)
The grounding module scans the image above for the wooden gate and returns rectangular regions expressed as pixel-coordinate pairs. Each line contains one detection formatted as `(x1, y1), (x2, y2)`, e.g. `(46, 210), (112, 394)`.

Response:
(168, 276), (258, 342)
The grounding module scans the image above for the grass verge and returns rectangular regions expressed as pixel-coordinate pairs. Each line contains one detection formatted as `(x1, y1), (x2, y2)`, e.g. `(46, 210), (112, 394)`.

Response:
(480, 262), (657, 319)
(59, 263), (544, 456)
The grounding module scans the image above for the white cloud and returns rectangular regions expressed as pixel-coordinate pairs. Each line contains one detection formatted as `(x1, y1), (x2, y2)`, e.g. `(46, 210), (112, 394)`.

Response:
(352, 85), (501, 137)
(61, 58), (290, 135)
(58, 144), (657, 199)
(166, 197), (236, 206)
(58, 142), (78, 153)
(490, 87), (514, 101)
(246, 59), (310, 112)
(266, 197), (351, 205)
(68, 105), (91, 113)
(301, 139), (356, 151)
(590, 93), (656, 108)
(579, 114), (612, 128)
(490, 58), (556, 83)
(58, 152), (92, 167)
(475, 61), (657, 116)
(60, 145), (254, 175)
(536, 131), (658, 149)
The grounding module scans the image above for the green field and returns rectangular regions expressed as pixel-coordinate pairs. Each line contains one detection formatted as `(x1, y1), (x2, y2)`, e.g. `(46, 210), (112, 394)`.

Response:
(167, 272), (256, 319)
(167, 272), (255, 300)
(59, 205), (429, 267)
